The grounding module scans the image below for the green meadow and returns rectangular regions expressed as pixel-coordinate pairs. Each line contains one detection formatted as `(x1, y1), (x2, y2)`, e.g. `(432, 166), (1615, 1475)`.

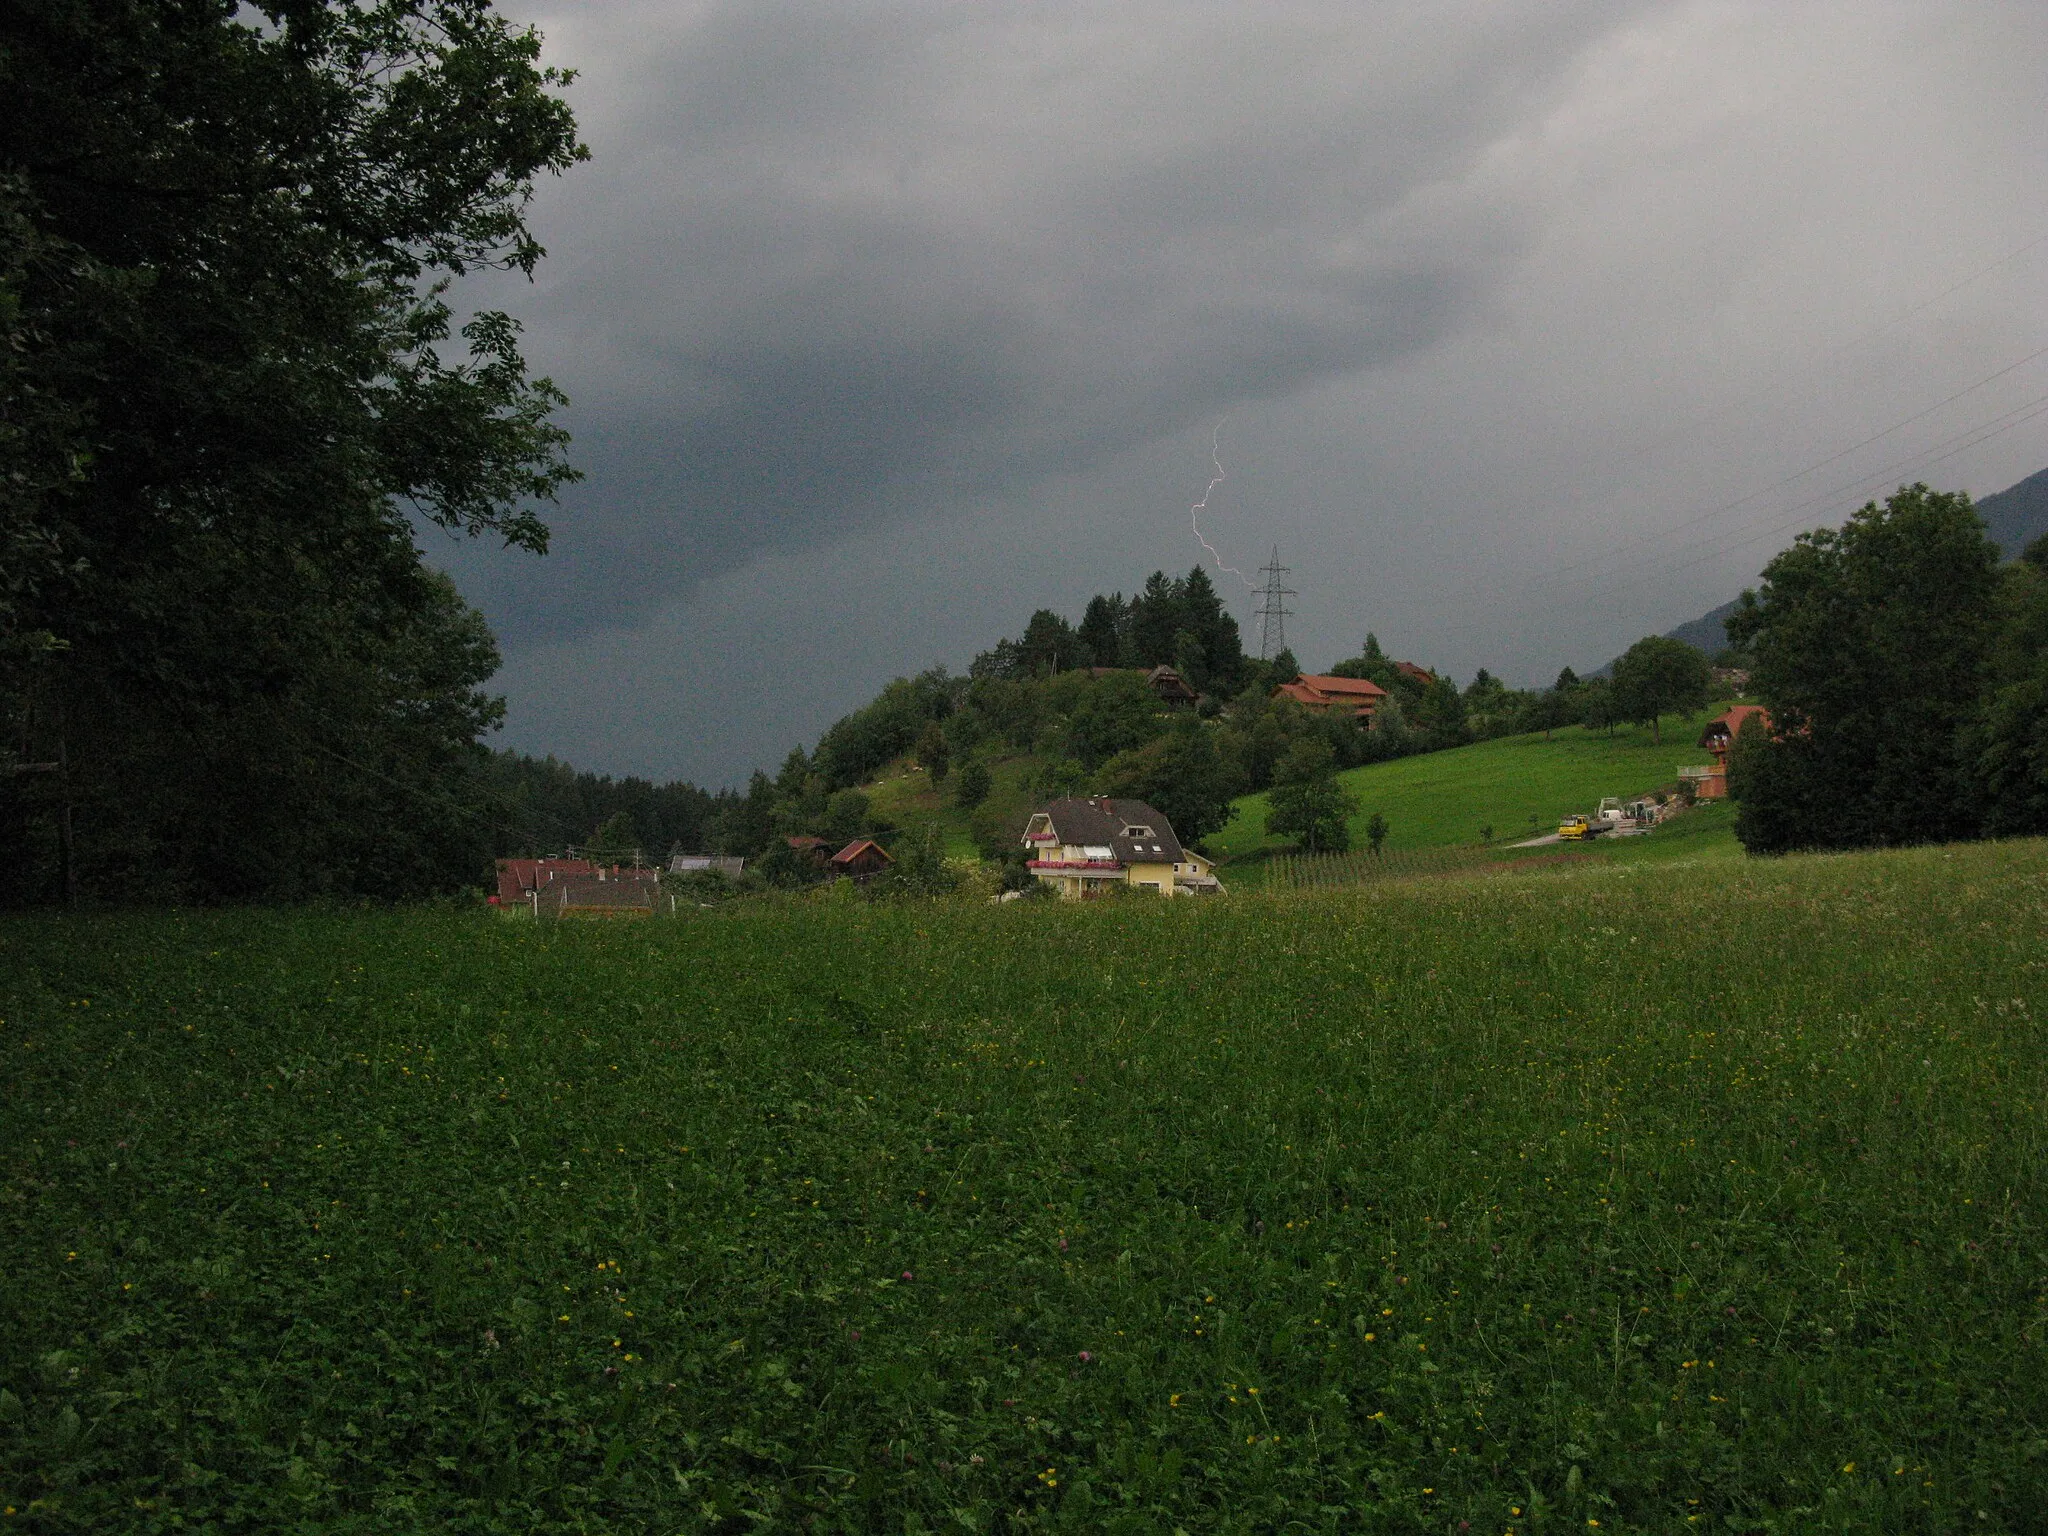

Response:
(4, 839), (2046, 1532)
(1213, 712), (1727, 859)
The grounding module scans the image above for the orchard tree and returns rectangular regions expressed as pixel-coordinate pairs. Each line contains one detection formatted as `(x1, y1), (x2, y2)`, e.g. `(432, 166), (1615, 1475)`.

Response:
(953, 756), (993, 810)
(1612, 636), (1710, 743)
(1266, 738), (1354, 853)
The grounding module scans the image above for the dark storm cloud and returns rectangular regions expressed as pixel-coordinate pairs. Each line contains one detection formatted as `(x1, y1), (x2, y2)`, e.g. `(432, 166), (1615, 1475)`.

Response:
(441, 1), (2048, 786)
(443, 1), (1649, 638)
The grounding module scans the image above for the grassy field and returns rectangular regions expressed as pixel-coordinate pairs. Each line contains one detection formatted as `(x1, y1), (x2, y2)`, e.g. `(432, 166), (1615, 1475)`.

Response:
(1211, 710), (1727, 859)
(4, 840), (2046, 1532)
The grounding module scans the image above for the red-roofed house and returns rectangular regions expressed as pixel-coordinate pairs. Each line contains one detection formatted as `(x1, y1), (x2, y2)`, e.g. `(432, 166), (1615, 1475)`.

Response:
(1394, 660), (1435, 686)
(1274, 672), (1388, 720)
(1686, 704), (1773, 800)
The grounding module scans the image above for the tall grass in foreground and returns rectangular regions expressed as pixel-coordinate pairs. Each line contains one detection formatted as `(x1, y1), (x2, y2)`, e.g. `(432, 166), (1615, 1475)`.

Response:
(2, 841), (2045, 1533)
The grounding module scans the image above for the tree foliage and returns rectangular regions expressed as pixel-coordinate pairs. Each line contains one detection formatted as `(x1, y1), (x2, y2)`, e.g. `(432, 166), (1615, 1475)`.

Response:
(1612, 635), (1711, 743)
(972, 567), (1245, 691)
(1266, 737), (1354, 852)
(1968, 538), (2048, 835)
(1, 0), (586, 901)
(1728, 484), (2004, 853)
(1098, 720), (1237, 845)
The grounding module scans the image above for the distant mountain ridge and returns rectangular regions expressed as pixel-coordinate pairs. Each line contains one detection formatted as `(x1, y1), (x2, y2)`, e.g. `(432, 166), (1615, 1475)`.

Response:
(1597, 464), (2048, 671)
(1976, 463), (2048, 560)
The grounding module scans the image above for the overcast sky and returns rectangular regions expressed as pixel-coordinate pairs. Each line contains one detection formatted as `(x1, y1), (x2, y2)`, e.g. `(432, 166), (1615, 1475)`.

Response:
(425, 0), (2048, 788)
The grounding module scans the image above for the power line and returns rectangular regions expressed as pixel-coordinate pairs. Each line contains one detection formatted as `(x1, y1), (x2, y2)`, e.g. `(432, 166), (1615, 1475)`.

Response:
(1470, 332), (2048, 611)
(1603, 225), (2048, 474)
(1544, 385), (2048, 600)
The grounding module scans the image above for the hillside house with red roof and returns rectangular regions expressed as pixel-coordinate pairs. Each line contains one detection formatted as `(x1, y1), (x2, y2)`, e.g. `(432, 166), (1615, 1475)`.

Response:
(1684, 704), (1772, 800)
(1274, 672), (1388, 720)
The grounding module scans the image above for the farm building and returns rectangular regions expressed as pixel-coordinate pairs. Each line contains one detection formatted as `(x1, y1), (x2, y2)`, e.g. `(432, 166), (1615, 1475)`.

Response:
(1021, 797), (1221, 898)
(1274, 672), (1388, 720)
(1087, 664), (1200, 705)
(496, 858), (661, 916)
(829, 839), (893, 880)
(494, 857), (596, 904)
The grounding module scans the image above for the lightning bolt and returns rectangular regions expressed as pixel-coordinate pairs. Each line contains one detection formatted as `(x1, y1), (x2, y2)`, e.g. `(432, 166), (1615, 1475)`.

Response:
(1189, 421), (1257, 589)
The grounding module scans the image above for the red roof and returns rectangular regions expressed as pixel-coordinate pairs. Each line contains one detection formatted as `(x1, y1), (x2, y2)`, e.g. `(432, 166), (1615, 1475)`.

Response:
(830, 838), (894, 868)
(1275, 673), (1386, 717)
(1394, 660), (1434, 684)
(1297, 673), (1386, 698)
(495, 857), (596, 903)
(786, 835), (829, 850)
(1700, 704), (1770, 750)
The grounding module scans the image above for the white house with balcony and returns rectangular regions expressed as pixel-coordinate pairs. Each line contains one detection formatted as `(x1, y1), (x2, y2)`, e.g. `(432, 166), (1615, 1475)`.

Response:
(1020, 797), (1221, 898)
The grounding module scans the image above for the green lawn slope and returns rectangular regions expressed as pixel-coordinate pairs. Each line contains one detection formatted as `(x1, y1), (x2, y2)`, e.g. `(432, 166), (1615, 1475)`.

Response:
(862, 751), (1047, 862)
(1212, 708), (1726, 858)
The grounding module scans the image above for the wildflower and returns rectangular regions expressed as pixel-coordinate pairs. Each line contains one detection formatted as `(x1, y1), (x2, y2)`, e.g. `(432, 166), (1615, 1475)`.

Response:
(1078, 1350), (1092, 1362)
(902, 1270), (914, 1281)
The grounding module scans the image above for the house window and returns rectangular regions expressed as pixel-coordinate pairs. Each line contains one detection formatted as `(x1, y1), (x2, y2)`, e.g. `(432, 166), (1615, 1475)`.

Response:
(1122, 824), (1154, 838)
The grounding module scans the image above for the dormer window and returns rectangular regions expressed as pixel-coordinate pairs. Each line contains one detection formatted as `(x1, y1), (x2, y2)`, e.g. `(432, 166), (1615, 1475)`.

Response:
(1122, 824), (1154, 839)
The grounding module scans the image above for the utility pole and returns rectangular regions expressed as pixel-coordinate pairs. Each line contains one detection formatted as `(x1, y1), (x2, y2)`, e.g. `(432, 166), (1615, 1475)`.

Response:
(1254, 547), (1295, 661)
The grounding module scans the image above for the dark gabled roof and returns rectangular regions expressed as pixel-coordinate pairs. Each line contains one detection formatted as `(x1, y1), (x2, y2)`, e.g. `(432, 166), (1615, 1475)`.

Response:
(1145, 664), (1199, 700)
(1027, 797), (1186, 866)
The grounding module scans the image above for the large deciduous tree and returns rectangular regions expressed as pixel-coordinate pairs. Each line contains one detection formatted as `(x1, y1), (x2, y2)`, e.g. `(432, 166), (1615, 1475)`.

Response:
(1, 0), (586, 901)
(1727, 484), (2002, 853)
(1265, 737), (1354, 853)
(1611, 635), (1710, 743)
(1963, 533), (2048, 836)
